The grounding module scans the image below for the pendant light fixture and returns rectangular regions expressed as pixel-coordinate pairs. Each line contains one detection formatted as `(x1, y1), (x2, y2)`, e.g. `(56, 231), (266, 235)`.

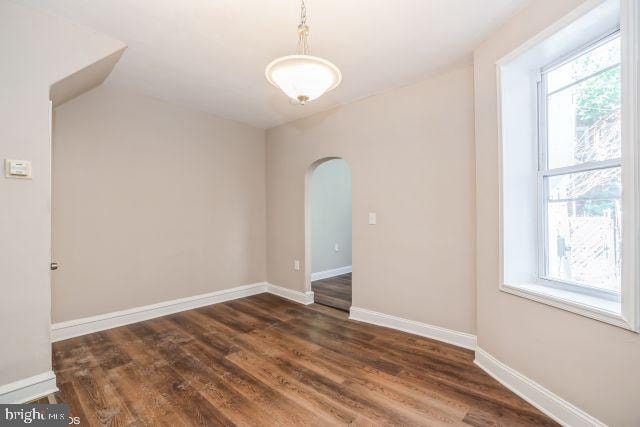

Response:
(265, 0), (342, 105)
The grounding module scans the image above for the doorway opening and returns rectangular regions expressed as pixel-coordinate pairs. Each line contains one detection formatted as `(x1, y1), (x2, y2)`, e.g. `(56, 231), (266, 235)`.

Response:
(305, 158), (352, 311)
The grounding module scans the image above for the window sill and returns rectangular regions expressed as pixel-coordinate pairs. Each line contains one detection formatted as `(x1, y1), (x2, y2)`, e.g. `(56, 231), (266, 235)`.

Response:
(501, 281), (634, 330)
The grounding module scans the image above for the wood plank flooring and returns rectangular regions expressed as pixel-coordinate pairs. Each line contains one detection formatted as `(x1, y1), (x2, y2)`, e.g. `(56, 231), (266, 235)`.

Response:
(52, 293), (557, 426)
(311, 273), (352, 311)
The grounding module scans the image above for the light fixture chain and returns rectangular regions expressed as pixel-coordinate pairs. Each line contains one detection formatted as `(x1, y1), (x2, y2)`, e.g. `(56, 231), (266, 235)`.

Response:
(297, 0), (309, 55)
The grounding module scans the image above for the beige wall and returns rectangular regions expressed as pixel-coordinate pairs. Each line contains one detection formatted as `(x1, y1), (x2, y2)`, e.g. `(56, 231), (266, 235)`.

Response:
(310, 159), (352, 273)
(267, 65), (476, 334)
(474, 0), (640, 425)
(0, 0), (124, 387)
(9, 2), (633, 420)
(52, 85), (266, 322)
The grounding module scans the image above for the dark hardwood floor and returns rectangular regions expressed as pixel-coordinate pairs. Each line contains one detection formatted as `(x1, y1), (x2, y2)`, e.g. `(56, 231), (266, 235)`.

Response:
(311, 272), (352, 311)
(52, 293), (557, 426)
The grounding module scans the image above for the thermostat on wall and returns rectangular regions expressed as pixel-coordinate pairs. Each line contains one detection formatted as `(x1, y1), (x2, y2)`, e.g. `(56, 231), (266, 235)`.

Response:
(5, 159), (32, 179)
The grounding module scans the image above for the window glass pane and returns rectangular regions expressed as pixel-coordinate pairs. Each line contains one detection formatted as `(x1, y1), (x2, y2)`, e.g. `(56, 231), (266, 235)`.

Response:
(545, 167), (621, 292)
(547, 36), (620, 93)
(546, 37), (621, 170)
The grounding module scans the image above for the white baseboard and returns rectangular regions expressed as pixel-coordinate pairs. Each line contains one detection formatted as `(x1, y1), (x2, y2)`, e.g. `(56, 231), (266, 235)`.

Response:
(267, 283), (314, 305)
(51, 282), (267, 342)
(349, 309), (601, 425)
(47, 276), (603, 427)
(0, 371), (58, 404)
(349, 307), (477, 350)
(51, 282), (317, 341)
(310, 265), (352, 281)
(47, 281), (603, 427)
(474, 348), (605, 427)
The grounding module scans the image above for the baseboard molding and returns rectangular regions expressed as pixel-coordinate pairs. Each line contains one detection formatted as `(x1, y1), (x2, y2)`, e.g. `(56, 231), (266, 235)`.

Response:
(48, 281), (603, 426)
(349, 308), (602, 425)
(349, 307), (477, 350)
(474, 348), (605, 427)
(0, 371), (58, 404)
(310, 265), (352, 281)
(267, 283), (315, 305)
(51, 281), (317, 341)
(51, 282), (267, 342)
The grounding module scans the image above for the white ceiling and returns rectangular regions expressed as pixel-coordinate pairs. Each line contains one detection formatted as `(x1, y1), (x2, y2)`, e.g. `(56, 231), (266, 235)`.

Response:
(19, 0), (529, 128)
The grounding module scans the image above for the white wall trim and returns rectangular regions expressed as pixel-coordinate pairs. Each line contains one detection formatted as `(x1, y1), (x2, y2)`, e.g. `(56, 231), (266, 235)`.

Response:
(310, 265), (352, 281)
(47, 281), (605, 426)
(0, 371), (58, 404)
(267, 283), (315, 305)
(349, 307), (477, 350)
(475, 348), (606, 427)
(348, 308), (602, 424)
(620, 0), (640, 333)
(51, 282), (318, 341)
(51, 282), (267, 342)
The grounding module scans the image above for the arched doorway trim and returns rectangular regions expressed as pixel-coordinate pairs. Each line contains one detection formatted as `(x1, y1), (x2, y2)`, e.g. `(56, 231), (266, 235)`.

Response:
(304, 157), (352, 312)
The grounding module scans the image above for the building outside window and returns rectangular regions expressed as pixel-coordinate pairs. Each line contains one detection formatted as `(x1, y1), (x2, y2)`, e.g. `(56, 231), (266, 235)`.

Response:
(538, 32), (621, 297)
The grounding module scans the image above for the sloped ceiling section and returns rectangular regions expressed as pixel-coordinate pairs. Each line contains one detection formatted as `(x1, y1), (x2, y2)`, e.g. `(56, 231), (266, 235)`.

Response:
(16, 0), (529, 128)
(1, 2), (126, 90)
(51, 48), (126, 107)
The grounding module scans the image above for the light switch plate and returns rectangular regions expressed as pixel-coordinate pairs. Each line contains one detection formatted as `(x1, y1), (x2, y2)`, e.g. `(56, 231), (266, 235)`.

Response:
(368, 212), (377, 225)
(293, 259), (300, 271)
(5, 159), (32, 179)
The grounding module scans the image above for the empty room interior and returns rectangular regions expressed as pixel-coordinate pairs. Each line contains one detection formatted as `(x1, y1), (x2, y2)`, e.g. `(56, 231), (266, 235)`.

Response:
(1, 0), (640, 425)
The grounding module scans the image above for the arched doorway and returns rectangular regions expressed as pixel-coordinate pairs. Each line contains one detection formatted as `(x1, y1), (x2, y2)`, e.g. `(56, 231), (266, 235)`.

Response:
(305, 157), (352, 311)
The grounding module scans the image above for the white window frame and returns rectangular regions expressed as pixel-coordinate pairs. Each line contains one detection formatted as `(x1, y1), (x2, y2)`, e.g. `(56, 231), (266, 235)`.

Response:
(536, 29), (622, 302)
(496, 0), (640, 332)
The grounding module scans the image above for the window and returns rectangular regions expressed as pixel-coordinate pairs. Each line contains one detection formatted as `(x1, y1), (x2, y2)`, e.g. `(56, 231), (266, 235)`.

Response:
(497, 0), (639, 331)
(538, 32), (622, 298)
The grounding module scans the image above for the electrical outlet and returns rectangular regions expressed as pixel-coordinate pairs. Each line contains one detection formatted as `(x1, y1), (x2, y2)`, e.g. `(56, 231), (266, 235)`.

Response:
(293, 259), (300, 271)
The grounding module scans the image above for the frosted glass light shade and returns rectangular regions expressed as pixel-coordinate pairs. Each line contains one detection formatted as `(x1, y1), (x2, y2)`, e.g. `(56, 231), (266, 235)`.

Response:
(265, 55), (341, 104)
